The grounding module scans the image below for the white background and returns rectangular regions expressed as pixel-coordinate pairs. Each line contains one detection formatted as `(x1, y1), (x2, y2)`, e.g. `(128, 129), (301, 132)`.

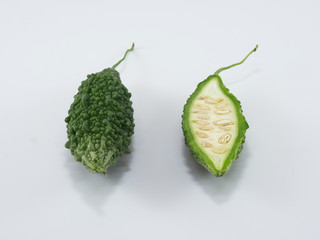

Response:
(1, 0), (319, 239)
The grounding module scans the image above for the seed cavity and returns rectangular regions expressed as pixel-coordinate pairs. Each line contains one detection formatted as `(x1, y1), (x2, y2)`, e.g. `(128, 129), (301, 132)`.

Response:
(211, 145), (228, 154)
(199, 126), (213, 131)
(218, 125), (232, 131)
(202, 141), (213, 147)
(198, 96), (209, 100)
(196, 131), (209, 138)
(218, 133), (232, 144)
(214, 109), (231, 115)
(213, 119), (234, 126)
(195, 104), (210, 110)
(205, 98), (223, 105)
(192, 120), (210, 125)
(216, 102), (230, 110)
(197, 115), (209, 120)
(192, 110), (209, 115)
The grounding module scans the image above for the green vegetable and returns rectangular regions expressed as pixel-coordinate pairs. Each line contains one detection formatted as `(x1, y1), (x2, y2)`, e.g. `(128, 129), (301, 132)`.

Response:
(182, 45), (258, 177)
(65, 44), (135, 174)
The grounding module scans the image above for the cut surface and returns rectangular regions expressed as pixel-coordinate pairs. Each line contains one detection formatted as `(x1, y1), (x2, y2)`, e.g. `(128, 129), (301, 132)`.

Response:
(189, 79), (237, 170)
(182, 75), (249, 176)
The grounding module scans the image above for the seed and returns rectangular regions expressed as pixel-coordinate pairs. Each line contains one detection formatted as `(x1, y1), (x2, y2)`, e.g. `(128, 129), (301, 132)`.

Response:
(202, 141), (213, 147)
(213, 119), (234, 126)
(197, 115), (209, 120)
(198, 96), (209, 100)
(192, 110), (209, 115)
(205, 98), (223, 104)
(211, 145), (228, 154)
(214, 109), (231, 115)
(216, 102), (230, 110)
(218, 133), (232, 144)
(218, 125), (232, 131)
(195, 104), (210, 110)
(192, 120), (210, 125)
(196, 131), (209, 138)
(199, 126), (213, 131)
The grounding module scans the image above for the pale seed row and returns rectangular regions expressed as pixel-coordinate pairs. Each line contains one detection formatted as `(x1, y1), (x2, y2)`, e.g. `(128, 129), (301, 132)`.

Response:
(192, 96), (234, 154)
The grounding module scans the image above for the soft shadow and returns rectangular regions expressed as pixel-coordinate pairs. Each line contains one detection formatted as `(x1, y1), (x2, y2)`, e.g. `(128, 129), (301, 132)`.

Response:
(227, 69), (260, 86)
(64, 143), (134, 214)
(183, 141), (249, 204)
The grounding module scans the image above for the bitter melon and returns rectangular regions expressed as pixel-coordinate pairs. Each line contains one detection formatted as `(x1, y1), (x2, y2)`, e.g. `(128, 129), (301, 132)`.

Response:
(65, 44), (135, 174)
(182, 45), (258, 176)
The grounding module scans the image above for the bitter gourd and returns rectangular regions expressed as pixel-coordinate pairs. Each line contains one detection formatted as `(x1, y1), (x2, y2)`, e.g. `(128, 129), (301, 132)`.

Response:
(182, 45), (258, 177)
(65, 44), (135, 174)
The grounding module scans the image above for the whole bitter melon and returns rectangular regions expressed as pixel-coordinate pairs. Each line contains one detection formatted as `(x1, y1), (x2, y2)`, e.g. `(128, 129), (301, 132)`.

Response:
(65, 44), (135, 174)
(182, 45), (258, 176)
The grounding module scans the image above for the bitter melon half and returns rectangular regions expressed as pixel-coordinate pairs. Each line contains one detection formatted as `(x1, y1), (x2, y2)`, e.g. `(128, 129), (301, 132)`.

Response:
(182, 45), (258, 177)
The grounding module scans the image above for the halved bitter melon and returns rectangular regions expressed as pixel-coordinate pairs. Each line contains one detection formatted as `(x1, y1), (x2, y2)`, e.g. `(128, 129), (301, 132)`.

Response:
(182, 45), (258, 177)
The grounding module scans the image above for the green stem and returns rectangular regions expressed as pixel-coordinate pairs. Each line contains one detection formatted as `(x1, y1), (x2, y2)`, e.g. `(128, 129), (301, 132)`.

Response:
(112, 43), (135, 69)
(214, 45), (258, 76)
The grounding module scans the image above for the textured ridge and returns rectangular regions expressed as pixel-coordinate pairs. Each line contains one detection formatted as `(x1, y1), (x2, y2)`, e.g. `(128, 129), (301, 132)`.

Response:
(65, 68), (134, 173)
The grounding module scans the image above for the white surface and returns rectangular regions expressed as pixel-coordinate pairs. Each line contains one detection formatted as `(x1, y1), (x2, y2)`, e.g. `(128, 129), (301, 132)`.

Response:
(0, 1), (319, 239)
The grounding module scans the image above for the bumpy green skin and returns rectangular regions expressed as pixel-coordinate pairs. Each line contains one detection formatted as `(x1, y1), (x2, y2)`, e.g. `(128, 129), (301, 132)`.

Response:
(65, 68), (134, 173)
(182, 75), (249, 177)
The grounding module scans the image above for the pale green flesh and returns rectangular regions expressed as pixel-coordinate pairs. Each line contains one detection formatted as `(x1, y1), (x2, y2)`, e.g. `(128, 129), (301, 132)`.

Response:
(188, 78), (239, 171)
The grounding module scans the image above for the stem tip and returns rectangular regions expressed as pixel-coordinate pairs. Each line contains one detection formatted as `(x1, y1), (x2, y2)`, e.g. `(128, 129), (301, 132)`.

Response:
(214, 44), (258, 75)
(112, 43), (135, 69)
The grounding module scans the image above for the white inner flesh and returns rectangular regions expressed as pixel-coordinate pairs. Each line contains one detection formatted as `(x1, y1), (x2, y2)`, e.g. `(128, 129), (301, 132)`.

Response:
(189, 79), (238, 171)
